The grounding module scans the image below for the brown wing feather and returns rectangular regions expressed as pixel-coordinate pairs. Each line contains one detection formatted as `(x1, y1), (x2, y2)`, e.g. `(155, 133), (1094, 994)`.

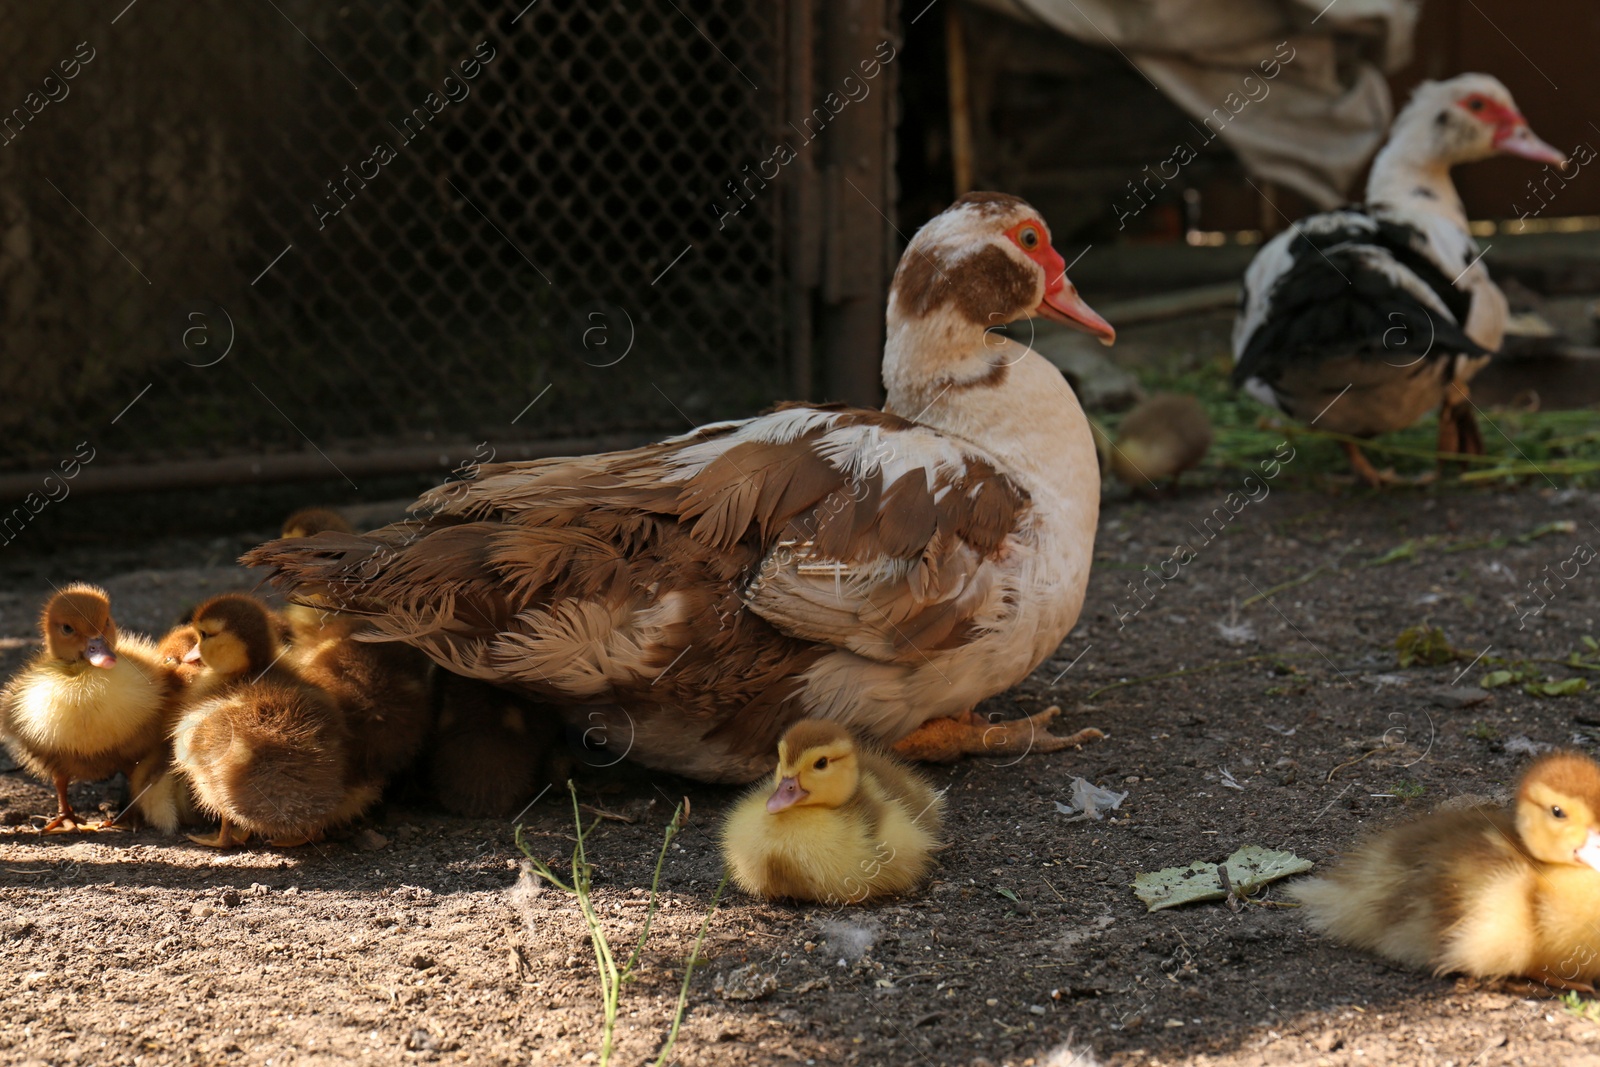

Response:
(242, 407), (1030, 754)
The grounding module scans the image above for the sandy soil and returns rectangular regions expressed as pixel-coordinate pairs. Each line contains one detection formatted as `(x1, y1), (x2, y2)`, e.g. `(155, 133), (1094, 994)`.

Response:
(3, 481), (1600, 1067)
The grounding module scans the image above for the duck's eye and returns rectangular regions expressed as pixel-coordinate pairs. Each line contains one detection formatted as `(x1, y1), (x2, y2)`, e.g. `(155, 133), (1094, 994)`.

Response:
(1017, 225), (1040, 251)
(1552, 805), (1567, 820)
(1467, 97), (1485, 112)
(59, 623), (74, 636)
(813, 757), (828, 771)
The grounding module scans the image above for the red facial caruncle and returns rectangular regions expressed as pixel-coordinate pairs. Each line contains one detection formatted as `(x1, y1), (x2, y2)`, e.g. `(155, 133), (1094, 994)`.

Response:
(1004, 218), (1115, 346)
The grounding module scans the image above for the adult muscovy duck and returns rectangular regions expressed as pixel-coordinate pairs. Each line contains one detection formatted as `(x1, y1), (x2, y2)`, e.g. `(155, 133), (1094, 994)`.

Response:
(1232, 74), (1564, 486)
(245, 192), (1115, 783)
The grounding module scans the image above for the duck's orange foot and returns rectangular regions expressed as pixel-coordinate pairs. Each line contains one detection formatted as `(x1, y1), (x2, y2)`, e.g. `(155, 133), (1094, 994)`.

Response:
(39, 811), (121, 833)
(187, 820), (250, 849)
(893, 707), (1105, 763)
(96, 810), (138, 832)
(1438, 391), (1485, 458)
(1462, 974), (1596, 999)
(1337, 442), (1431, 488)
(39, 811), (83, 834)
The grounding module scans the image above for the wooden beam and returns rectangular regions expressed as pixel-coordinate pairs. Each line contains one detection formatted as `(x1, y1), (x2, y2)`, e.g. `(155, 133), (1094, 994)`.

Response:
(0, 433), (659, 502)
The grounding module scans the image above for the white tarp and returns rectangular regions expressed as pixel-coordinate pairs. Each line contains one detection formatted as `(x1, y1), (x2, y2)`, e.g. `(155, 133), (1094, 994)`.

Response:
(973, 0), (1422, 207)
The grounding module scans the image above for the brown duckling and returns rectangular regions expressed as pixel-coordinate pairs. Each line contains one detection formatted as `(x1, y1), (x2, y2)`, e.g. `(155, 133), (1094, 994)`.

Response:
(0, 585), (179, 832)
(722, 719), (944, 904)
(157, 623), (203, 686)
(290, 627), (434, 784)
(173, 594), (377, 847)
(428, 672), (568, 818)
(1292, 751), (1600, 987)
(1108, 393), (1212, 490)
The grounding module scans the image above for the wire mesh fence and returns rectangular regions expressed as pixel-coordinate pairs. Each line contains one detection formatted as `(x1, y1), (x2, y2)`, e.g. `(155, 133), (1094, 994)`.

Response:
(0, 1), (792, 479)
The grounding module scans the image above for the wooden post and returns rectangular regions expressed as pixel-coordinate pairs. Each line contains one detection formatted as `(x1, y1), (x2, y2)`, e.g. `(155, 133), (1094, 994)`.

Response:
(946, 3), (974, 196)
(1257, 179), (1285, 237)
(817, 0), (894, 407)
(786, 0), (820, 399)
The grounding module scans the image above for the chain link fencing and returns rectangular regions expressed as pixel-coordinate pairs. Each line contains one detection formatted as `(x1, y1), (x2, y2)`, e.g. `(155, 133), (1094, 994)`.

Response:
(0, 0), (792, 480)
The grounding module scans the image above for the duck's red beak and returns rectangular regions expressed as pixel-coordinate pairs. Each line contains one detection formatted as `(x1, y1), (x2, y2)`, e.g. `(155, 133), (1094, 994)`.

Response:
(1037, 279), (1116, 346)
(1009, 223), (1116, 346)
(766, 776), (807, 813)
(1494, 120), (1566, 166)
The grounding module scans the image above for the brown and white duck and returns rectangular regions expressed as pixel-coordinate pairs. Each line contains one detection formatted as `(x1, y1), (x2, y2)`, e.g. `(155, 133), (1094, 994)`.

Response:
(1233, 74), (1564, 486)
(244, 192), (1113, 783)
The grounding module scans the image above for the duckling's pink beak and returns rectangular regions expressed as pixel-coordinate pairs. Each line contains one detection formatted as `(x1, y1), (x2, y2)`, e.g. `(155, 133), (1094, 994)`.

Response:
(1575, 829), (1600, 874)
(84, 636), (116, 669)
(182, 643), (203, 665)
(767, 776), (807, 813)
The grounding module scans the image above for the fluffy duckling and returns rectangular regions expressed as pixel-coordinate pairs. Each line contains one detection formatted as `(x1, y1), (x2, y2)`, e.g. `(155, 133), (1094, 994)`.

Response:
(291, 628), (434, 783)
(279, 508), (364, 645)
(1292, 751), (1600, 986)
(429, 672), (568, 818)
(281, 507), (354, 539)
(138, 623), (208, 830)
(0, 584), (178, 832)
(174, 594), (377, 847)
(157, 623), (203, 686)
(1108, 393), (1212, 490)
(722, 719), (944, 904)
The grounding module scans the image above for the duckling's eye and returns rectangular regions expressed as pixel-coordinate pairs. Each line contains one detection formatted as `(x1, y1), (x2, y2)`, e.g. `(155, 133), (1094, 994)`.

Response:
(59, 623), (74, 636)
(1017, 225), (1040, 251)
(813, 757), (828, 771)
(1553, 805), (1567, 820)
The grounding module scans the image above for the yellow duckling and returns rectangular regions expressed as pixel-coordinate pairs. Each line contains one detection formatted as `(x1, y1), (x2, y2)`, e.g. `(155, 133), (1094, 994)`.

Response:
(1291, 750), (1600, 986)
(0, 584), (179, 832)
(722, 719), (944, 904)
(278, 506), (363, 645)
(280, 506), (354, 539)
(1108, 392), (1212, 490)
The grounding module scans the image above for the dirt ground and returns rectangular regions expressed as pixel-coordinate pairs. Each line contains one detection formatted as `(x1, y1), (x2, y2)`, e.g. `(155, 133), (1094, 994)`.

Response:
(3, 477), (1600, 1067)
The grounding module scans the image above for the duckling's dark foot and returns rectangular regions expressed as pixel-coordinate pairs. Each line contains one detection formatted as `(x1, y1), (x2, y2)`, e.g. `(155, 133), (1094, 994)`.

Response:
(894, 707), (1105, 763)
(266, 830), (325, 848)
